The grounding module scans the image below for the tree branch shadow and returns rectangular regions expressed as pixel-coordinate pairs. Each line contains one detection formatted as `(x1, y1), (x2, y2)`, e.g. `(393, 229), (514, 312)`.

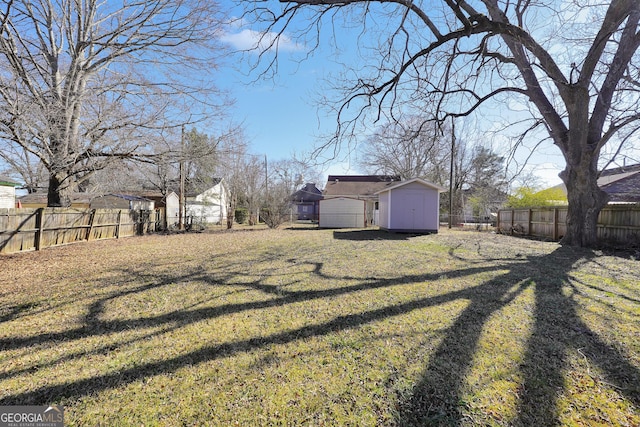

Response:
(396, 246), (640, 425)
(1, 242), (638, 427)
(0, 253), (523, 405)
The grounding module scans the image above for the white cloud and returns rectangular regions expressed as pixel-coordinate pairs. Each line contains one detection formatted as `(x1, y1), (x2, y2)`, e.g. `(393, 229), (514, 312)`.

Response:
(219, 28), (304, 53)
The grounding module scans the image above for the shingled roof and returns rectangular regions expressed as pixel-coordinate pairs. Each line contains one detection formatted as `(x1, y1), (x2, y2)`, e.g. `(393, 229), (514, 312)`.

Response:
(599, 165), (640, 203)
(323, 175), (401, 198)
(549, 164), (640, 203)
(291, 183), (323, 202)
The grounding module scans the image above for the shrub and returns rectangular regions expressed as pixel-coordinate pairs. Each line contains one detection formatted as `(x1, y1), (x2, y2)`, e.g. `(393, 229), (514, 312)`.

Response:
(235, 208), (248, 224)
(506, 186), (567, 208)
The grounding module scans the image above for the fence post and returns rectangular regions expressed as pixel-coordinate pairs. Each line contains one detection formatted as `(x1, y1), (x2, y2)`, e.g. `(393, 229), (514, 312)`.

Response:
(116, 210), (122, 239)
(86, 209), (96, 241)
(528, 209), (533, 236)
(553, 208), (559, 241)
(35, 207), (44, 251)
(510, 209), (515, 234)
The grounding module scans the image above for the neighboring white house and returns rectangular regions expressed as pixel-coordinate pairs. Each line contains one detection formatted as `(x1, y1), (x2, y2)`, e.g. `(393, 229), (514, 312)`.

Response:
(0, 175), (20, 209)
(186, 178), (228, 225)
(318, 197), (366, 228)
(376, 178), (446, 233)
(164, 191), (180, 227)
(130, 190), (180, 229)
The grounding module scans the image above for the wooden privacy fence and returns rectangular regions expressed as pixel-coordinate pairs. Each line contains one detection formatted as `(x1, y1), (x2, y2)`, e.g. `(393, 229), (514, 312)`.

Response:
(0, 208), (159, 255)
(497, 204), (640, 245)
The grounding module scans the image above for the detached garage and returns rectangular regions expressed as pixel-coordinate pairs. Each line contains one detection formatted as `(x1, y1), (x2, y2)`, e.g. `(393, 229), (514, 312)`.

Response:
(319, 197), (366, 228)
(376, 178), (446, 233)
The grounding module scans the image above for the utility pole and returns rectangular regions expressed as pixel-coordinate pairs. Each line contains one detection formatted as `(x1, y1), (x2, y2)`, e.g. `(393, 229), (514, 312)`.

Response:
(264, 154), (268, 197)
(449, 116), (455, 229)
(179, 124), (185, 230)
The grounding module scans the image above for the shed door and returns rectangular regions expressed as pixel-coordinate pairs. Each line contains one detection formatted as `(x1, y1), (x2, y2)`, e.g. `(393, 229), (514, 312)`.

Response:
(395, 191), (428, 230)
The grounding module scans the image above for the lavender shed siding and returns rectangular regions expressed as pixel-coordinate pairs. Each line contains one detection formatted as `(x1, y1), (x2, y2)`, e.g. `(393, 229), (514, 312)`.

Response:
(376, 179), (445, 233)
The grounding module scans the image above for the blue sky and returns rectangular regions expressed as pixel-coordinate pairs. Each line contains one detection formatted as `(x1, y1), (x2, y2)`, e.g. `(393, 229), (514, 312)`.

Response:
(215, 14), (363, 184)
(214, 5), (567, 188)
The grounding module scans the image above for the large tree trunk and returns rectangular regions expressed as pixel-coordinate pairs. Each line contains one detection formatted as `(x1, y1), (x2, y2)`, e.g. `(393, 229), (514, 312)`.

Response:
(556, 85), (609, 247)
(559, 160), (608, 247)
(47, 171), (75, 207)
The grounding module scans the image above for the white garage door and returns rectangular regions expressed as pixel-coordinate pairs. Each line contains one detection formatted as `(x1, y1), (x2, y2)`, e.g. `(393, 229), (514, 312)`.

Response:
(319, 198), (365, 228)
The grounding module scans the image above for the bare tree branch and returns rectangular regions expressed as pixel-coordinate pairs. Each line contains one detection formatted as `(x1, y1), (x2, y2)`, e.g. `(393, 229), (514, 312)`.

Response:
(247, 0), (640, 246)
(0, 0), (229, 206)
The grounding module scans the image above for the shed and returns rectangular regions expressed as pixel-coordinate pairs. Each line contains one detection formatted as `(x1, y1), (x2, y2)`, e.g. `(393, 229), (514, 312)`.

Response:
(376, 178), (446, 233)
(90, 194), (154, 210)
(323, 175), (400, 225)
(0, 175), (21, 209)
(319, 197), (366, 228)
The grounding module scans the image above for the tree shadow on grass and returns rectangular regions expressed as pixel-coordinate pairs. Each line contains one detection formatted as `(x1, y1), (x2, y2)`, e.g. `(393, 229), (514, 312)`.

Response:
(396, 245), (640, 425)
(1, 244), (638, 426)
(332, 229), (417, 241)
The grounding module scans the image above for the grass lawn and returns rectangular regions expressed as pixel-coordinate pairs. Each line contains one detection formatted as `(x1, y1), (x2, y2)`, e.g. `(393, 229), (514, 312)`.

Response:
(1, 226), (639, 426)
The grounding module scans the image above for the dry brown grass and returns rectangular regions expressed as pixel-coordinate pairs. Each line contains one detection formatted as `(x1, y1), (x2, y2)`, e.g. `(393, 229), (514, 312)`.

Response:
(1, 226), (638, 426)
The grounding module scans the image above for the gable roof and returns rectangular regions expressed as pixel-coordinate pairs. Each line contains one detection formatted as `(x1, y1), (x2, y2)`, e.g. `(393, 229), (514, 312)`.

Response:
(600, 170), (640, 202)
(18, 192), (95, 205)
(100, 193), (152, 202)
(291, 183), (323, 202)
(375, 178), (447, 194)
(323, 175), (401, 197)
(18, 192), (153, 205)
(161, 177), (224, 197)
(124, 190), (178, 200)
(546, 163), (640, 203)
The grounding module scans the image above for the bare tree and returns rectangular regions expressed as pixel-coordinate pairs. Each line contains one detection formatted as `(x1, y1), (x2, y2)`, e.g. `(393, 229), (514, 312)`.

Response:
(357, 118), (451, 182)
(0, 143), (47, 193)
(239, 154), (267, 226)
(247, 0), (640, 247)
(358, 118), (456, 184)
(0, 0), (227, 207)
(260, 158), (310, 228)
(135, 126), (220, 195)
(358, 117), (506, 219)
(215, 132), (266, 229)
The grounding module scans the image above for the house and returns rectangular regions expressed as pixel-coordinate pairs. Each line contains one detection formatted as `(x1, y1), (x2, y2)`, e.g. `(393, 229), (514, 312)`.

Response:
(127, 190), (179, 229)
(376, 178), (446, 233)
(290, 183), (323, 221)
(0, 175), (21, 209)
(599, 163), (640, 203)
(185, 178), (228, 225)
(547, 163), (640, 204)
(90, 194), (155, 210)
(323, 175), (401, 225)
(318, 197), (366, 228)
